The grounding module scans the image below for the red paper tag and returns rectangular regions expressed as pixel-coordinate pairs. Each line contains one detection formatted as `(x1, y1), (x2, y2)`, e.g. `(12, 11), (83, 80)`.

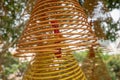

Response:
(51, 20), (62, 58)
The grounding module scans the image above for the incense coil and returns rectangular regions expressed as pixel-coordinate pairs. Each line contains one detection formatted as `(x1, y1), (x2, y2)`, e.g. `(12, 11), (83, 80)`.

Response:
(14, 0), (99, 57)
(82, 47), (111, 80)
(22, 54), (86, 80)
(13, 0), (101, 79)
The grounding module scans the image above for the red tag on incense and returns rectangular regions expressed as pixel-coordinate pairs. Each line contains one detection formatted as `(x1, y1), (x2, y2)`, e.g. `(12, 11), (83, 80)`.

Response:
(51, 20), (61, 58)
(51, 20), (60, 34)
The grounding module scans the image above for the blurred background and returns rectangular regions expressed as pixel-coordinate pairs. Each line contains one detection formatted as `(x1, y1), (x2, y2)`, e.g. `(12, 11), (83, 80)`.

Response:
(0, 0), (120, 80)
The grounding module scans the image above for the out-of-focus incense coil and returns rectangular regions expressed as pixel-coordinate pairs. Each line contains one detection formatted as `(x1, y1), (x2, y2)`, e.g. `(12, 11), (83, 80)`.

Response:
(82, 47), (111, 80)
(91, 20), (106, 40)
(13, 0), (101, 80)
(83, 0), (107, 40)
(94, 21), (106, 39)
(0, 65), (3, 72)
(0, 36), (2, 44)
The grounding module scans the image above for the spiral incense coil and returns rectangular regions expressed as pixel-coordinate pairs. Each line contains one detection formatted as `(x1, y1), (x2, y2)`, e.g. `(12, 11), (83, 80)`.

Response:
(14, 0), (99, 57)
(13, 0), (101, 80)
(82, 47), (111, 80)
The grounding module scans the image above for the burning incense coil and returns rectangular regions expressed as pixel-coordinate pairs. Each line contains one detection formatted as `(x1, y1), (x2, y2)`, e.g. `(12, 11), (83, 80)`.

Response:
(13, 0), (101, 80)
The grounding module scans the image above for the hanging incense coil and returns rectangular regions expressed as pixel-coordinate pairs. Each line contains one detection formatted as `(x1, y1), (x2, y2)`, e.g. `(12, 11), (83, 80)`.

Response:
(14, 0), (99, 57)
(13, 0), (101, 80)
(82, 47), (111, 80)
